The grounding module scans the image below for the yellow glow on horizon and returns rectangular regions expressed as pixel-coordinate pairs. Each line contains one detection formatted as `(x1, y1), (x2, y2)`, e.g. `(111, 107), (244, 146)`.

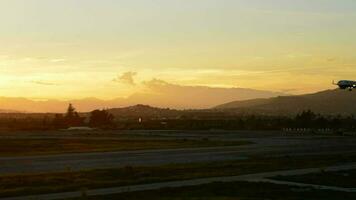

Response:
(0, 0), (355, 101)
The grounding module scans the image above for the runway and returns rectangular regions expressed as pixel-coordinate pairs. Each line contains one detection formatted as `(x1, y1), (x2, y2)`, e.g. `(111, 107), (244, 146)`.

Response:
(1, 133), (356, 175)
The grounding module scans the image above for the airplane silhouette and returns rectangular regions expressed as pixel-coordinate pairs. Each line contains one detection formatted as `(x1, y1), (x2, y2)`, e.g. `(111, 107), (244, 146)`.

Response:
(333, 80), (356, 91)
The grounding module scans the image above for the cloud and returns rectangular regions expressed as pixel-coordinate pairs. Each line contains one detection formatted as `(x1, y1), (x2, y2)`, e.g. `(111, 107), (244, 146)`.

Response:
(326, 57), (337, 62)
(113, 71), (137, 85)
(49, 58), (67, 63)
(143, 78), (169, 87)
(30, 80), (58, 86)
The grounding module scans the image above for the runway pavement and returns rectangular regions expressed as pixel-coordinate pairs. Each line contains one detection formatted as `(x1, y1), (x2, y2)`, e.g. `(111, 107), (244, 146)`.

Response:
(1, 135), (356, 175)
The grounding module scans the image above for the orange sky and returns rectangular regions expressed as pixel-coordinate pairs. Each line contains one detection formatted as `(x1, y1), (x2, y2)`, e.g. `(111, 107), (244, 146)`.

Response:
(0, 0), (355, 103)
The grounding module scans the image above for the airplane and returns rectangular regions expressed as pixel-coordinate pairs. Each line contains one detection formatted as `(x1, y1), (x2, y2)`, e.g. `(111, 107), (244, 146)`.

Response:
(333, 80), (356, 91)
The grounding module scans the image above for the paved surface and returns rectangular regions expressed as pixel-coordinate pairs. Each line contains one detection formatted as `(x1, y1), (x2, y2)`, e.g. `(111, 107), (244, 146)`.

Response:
(1, 133), (356, 175)
(2, 131), (356, 200)
(3, 163), (356, 200)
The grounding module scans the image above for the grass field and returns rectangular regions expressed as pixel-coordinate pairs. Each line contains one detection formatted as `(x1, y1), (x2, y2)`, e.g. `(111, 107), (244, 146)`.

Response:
(0, 138), (250, 156)
(66, 181), (356, 200)
(273, 169), (356, 188)
(1, 154), (356, 198)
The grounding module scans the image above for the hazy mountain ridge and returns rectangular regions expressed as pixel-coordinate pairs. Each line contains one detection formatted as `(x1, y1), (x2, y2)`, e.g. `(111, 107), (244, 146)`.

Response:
(1, 89), (355, 116)
(0, 85), (284, 113)
(107, 104), (182, 118)
(215, 89), (356, 115)
(0, 109), (21, 113)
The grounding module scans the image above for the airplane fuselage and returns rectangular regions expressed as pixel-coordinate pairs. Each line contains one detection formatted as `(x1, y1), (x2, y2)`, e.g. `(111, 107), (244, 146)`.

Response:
(336, 80), (356, 91)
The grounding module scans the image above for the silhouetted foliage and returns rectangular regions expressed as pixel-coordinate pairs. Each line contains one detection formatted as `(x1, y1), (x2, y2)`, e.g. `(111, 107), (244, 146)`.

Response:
(295, 110), (317, 128)
(50, 104), (85, 128)
(0, 109), (355, 132)
(89, 109), (115, 128)
(63, 104), (84, 127)
(52, 114), (66, 129)
(113, 110), (356, 131)
(66, 104), (76, 119)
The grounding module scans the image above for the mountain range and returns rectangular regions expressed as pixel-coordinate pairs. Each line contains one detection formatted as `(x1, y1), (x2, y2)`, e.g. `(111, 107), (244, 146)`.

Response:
(1, 85), (353, 115)
(0, 85), (284, 113)
(215, 89), (356, 115)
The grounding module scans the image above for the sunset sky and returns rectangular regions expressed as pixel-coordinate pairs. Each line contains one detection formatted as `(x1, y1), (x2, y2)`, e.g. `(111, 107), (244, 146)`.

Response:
(0, 0), (356, 100)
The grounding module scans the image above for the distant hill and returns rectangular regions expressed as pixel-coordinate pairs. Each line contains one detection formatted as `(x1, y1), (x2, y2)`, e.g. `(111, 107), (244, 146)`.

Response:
(0, 84), (284, 113)
(215, 89), (356, 115)
(107, 104), (182, 119)
(130, 80), (286, 109)
(0, 97), (125, 113)
(0, 109), (21, 113)
(107, 104), (238, 120)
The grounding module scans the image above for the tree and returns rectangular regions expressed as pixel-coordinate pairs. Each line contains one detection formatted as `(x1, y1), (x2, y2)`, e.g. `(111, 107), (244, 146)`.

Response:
(295, 110), (317, 128)
(89, 109), (115, 128)
(66, 104), (76, 119)
(64, 104), (84, 127)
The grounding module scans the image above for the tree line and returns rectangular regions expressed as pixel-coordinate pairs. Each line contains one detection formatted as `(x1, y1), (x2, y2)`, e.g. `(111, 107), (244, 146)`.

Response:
(50, 104), (115, 129)
(124, 110), (356, 131)
(0, 104), (115, 130)
(0, 106), (355, 132)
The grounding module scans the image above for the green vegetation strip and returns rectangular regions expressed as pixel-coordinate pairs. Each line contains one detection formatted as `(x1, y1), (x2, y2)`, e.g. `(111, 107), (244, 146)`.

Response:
(0, 138), (251, 156)
(1, 154), (356, 198)
(273, 169), (356, 189)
